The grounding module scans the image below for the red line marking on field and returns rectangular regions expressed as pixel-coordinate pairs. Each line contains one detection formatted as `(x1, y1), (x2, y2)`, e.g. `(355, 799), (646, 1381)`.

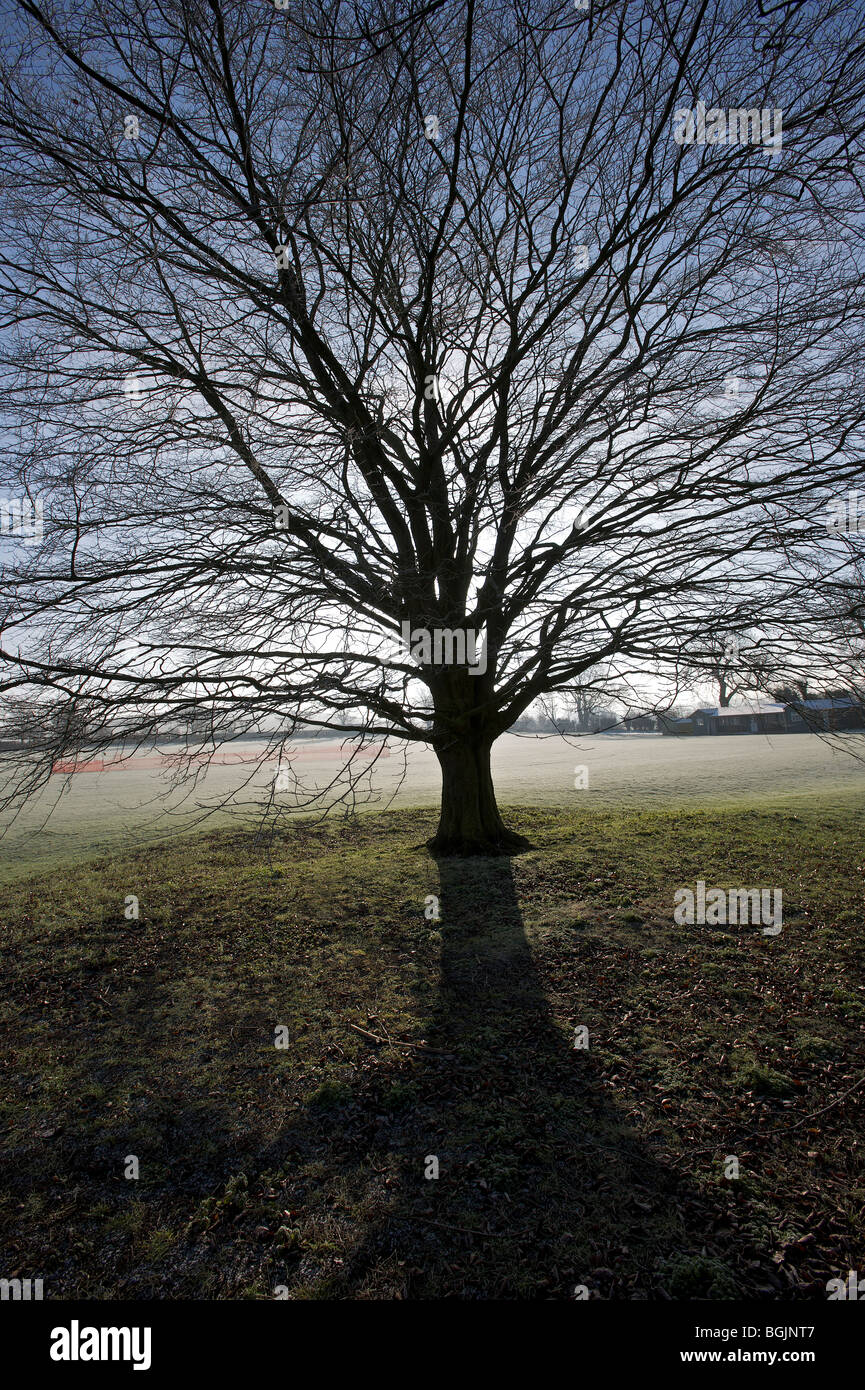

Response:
(50, 742), (390, 774)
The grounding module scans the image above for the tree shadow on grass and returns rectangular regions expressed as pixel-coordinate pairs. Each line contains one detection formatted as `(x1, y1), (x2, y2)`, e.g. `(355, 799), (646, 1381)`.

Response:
(316, 854), (726, 1299)
(0, 845), (737, 1299)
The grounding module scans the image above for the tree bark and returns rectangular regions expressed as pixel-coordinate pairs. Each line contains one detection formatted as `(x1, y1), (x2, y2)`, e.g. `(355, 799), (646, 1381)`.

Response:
(428, 735), (532, 856)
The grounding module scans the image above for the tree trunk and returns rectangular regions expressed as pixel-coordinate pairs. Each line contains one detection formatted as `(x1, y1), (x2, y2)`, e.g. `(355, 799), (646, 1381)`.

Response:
(428, 735), (531, 856)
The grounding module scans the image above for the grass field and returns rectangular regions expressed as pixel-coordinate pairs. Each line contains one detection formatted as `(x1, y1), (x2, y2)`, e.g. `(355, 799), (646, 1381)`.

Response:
(1, 799), (864, 1299)
(1, 730), (865, 881)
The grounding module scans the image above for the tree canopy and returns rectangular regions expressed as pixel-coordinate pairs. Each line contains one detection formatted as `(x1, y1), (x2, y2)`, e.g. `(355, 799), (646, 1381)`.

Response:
(1, 0), (864, 849)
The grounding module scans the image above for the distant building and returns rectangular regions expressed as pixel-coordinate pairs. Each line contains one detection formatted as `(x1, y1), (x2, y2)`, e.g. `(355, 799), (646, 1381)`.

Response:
(702, 701), (788, 735)
(620, 713), (658, 732)
(784, 697), (865, 732)
(661, 696), (865, 735)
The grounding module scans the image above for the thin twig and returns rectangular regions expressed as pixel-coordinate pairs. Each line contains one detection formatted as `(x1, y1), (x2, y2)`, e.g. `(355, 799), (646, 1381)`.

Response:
(348, 1022), (452, 1056)
(389, 1213), (504, 1239)
(666, 1072), (865, 1163)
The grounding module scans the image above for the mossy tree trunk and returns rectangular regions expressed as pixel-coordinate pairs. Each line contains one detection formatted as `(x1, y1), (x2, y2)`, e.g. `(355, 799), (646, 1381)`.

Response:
(428, 733), (531, 856)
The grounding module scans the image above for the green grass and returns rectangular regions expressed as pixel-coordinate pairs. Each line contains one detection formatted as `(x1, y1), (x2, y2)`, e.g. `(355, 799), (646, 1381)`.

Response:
(2, 728), (864, 883)
(1, 801), (864, 1299)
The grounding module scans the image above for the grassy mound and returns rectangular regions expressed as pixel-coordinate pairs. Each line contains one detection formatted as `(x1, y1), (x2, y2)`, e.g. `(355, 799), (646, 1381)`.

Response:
(1, 803), (863, 1299)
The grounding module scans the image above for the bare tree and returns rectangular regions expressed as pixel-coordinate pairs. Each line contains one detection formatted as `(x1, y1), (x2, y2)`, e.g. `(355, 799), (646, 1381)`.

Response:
(680, 629), (757, 707)
(1, 0), (865, 852)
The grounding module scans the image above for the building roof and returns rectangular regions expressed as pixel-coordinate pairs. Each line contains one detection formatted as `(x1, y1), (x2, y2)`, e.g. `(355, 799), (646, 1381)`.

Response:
(687, 702), (785, 720)
(798, 697), (860, 710)
(712, 702), (786, 718)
